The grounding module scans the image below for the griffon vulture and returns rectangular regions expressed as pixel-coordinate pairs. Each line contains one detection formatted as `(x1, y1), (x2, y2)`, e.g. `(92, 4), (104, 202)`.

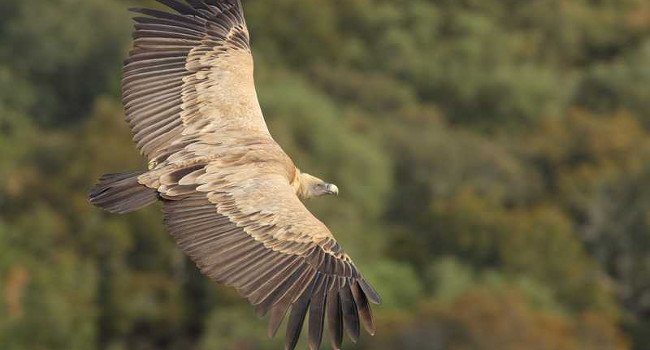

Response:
(88, 1), (380, 349)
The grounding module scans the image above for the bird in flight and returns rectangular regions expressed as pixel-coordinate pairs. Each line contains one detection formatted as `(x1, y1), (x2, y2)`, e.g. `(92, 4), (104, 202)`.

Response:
(88, 1), (380, 349)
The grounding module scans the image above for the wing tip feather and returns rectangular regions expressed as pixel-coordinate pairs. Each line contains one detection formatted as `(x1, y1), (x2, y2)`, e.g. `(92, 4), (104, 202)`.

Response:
(359, 279), (382, 305)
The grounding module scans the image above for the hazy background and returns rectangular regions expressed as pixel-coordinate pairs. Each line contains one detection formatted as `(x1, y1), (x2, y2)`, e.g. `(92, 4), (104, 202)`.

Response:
(1, 0), (649, 349)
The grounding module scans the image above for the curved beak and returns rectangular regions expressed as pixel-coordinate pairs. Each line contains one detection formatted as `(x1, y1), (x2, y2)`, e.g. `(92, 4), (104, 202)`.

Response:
(326, 184), (339, 196)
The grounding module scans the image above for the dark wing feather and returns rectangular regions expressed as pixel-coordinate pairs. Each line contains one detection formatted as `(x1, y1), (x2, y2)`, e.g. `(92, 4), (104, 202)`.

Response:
(285, 274), (318, 350)
(327, 289), (344, 349)
(340, 286), (360, 343)
(308, 276), (328, 350)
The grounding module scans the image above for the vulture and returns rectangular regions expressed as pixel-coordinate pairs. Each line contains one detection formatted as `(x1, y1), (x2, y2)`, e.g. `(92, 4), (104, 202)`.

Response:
(88, 0), (380, 349)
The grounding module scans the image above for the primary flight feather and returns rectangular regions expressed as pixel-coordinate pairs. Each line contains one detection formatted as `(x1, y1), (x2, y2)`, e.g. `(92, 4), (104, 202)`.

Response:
(88, 1), (380, 349)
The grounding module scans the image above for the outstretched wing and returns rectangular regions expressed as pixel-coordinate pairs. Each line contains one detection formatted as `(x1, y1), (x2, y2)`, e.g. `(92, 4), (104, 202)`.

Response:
(123, 0), (270, 162)
(155, 157), (380, 350)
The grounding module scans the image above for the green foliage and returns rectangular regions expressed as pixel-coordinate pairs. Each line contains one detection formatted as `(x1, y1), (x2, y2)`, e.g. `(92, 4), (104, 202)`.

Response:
(0, 0), (130, 125)
(363, 259), (424, 311)
(200, 305), (284, 350)
(1, 0), (649, 348)
(0, 210), (98, 350)
(574, 40), (650, 123)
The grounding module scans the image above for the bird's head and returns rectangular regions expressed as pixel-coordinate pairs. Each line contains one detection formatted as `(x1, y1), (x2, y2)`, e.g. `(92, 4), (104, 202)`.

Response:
(297, 173), (339, 199)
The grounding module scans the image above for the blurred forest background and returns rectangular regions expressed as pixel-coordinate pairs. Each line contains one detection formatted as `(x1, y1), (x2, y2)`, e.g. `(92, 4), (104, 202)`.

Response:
(0, 0), (649, 349)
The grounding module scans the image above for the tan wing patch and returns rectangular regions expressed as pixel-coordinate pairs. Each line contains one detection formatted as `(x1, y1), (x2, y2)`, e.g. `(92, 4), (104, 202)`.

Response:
(181, 39), (268, 136)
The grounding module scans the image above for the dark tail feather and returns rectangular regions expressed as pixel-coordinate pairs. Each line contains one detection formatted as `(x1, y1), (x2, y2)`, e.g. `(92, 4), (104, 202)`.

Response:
(89, 171), (158, 214)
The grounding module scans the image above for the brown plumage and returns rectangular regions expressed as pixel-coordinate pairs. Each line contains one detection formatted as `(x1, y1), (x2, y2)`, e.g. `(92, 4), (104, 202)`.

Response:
(88, 1), (380, 349)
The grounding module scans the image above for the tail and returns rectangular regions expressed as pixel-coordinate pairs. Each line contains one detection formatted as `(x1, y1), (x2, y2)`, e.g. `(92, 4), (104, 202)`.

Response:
(89, 171), (158, 214)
